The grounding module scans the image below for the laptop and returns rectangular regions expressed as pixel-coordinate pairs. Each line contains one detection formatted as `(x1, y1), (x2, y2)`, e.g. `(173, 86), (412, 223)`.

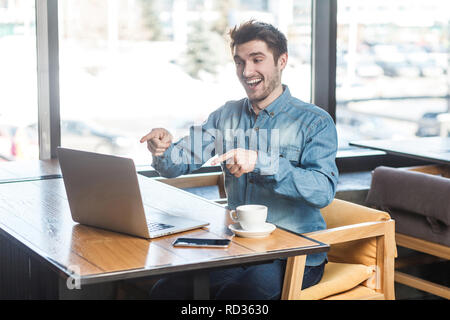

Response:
(57, 147), (209, 239)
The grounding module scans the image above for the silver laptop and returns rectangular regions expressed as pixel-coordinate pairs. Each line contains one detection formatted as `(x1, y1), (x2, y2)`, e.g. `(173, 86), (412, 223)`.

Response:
(57, 147), (209, 239)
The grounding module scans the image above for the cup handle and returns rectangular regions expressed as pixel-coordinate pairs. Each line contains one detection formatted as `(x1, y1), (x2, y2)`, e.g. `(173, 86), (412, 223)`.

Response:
(229, 210), (238, 222)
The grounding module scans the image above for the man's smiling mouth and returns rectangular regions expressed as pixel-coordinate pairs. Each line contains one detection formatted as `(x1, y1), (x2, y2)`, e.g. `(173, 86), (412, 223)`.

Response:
(245, 78), (263, 88)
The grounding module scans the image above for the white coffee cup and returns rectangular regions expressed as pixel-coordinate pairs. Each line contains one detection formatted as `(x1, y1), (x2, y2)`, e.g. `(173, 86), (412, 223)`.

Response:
(230, 204), (268, 231)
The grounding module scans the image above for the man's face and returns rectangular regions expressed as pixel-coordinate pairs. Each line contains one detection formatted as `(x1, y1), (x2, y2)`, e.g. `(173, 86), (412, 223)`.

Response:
(233, 40), (287, 106)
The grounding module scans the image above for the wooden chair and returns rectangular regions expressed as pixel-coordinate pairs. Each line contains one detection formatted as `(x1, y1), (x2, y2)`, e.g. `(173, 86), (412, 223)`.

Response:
(157, 171), (397, 300)
(386, 165), (450, 299)
(394, 233), (450, 299)
(282, 199), (396, 300)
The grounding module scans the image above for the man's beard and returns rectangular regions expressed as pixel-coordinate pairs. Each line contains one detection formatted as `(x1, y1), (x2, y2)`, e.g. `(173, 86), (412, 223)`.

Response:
(247, 72), (281, 104)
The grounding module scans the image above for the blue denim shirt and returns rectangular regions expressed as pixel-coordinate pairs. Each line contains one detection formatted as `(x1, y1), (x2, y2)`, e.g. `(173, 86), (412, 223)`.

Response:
(152, 86), (338, 266)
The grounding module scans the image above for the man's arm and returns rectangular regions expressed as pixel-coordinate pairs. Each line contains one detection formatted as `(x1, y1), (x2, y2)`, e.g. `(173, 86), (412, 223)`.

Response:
(141, 112), (220, 178)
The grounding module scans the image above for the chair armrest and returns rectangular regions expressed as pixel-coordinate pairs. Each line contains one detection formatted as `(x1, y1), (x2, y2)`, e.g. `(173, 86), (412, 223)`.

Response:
(304, 220), (394, 245)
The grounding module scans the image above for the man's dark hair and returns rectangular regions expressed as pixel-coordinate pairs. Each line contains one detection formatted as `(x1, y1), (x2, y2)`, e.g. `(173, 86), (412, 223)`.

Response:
(229, 20), (288, 63)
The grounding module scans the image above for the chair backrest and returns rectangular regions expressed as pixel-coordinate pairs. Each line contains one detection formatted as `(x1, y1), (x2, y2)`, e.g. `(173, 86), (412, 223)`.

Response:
(320, 199), (391, 266)
(321, 198), (391, 228)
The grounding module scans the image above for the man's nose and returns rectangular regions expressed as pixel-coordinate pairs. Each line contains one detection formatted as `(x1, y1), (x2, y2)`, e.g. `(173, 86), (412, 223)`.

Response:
(242, 62), (255, 78)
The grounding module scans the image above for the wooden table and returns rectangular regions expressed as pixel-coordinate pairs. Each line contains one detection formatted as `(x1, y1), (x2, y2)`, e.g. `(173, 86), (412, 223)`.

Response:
(0, 159), (61, 182)
(0, 159), (154, 183)
(350, 137), (450, 165)
(0, 161), (328, 299)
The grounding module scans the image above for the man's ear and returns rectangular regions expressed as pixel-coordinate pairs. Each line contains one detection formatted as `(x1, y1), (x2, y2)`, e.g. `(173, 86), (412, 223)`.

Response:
(278, 53), (288, 71)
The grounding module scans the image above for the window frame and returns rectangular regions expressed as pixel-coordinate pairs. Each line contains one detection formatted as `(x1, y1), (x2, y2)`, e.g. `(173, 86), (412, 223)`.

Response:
(311, 0), (336, 122)
(36, 0), (61, 160)
(35, 0), (428, 173)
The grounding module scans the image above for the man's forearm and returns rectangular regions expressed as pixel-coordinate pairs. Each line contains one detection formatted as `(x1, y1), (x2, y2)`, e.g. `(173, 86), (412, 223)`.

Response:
(151, 144), (190, 178)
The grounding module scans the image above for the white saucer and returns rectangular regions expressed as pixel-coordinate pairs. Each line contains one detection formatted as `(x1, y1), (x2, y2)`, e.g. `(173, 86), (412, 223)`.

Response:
(228, 223), (276, 238)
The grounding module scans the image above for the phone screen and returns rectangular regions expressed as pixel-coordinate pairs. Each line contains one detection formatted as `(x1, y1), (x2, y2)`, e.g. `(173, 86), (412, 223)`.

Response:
(173, 238), (231, 248)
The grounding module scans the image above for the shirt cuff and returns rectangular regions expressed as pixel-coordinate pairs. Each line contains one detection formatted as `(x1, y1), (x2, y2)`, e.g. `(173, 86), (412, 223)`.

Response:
(151, 144), (174, 169)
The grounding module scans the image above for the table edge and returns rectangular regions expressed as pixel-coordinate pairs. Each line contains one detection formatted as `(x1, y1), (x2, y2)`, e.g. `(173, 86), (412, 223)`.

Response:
(349, 140), (450, 165)
(75, 242), (329, 286)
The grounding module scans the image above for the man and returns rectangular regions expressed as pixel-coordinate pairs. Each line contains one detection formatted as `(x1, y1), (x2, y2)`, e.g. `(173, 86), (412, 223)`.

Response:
(140, 21), (338, 299)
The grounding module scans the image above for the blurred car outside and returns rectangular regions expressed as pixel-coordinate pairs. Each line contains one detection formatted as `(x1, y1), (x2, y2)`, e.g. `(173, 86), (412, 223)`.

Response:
(0, 124), (16, 161)
(416, 112), (450, 137)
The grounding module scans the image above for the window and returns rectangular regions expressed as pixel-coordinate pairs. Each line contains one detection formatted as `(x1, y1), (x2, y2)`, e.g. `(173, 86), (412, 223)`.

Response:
(58, 0), (312, 165)
(0, 0), (38, 161)
(336, 0), (450, 151)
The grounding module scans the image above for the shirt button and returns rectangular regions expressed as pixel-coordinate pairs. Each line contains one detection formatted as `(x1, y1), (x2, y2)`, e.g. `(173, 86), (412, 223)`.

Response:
(270, 112), (274, 117)
(254, 127), (259, 132)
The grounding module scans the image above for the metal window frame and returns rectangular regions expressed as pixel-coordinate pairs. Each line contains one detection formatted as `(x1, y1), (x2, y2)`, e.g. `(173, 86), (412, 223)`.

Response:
(311, 0), (337, 122)
(36, 0), (60, 160)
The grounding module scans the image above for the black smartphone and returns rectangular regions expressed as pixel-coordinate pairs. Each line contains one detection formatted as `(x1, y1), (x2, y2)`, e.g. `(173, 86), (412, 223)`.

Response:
(172, 237), (231, 248)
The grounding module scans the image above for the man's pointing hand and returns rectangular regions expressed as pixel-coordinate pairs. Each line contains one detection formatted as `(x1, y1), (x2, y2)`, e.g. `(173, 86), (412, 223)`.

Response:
(211, 148), (258, 178)
(140, 128), (173, 157)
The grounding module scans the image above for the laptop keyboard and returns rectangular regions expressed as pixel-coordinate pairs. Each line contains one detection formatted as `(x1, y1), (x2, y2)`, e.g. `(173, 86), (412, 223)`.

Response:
(147, 222), (174, 233)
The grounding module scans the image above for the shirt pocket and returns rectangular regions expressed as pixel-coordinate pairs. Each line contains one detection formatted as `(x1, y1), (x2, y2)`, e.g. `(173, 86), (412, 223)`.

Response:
(279, 146), (301, 167)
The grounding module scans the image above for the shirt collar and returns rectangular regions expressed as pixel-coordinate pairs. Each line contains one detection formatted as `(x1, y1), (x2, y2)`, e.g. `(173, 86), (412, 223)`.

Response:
(245, 85), (291, 117)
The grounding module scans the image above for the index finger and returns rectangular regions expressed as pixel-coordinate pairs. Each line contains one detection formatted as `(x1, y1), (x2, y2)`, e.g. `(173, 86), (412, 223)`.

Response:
(140, 131), (158, 143)
(211, 150), (236, 165)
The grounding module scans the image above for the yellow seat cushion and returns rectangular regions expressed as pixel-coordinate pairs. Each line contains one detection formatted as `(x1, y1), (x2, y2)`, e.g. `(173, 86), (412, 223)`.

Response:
(324, 285), (383, 300)
(300, 262), (375, 300)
